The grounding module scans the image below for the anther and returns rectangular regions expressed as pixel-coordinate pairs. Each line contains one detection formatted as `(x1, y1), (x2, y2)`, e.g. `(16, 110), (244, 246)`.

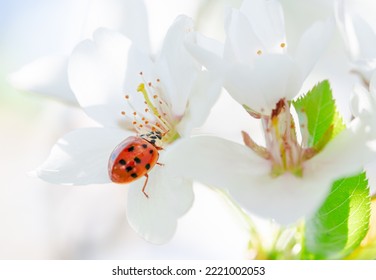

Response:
(257, 50), (262, 55)
(280, 42), (286, 48)
(133, 112), (137, 116)
(156, 79), (160, 82)
(121, 111), (126, 115)
(153, 95), (158, 99)
(125, 95), (129, 99)
(148, 82), (152, 87)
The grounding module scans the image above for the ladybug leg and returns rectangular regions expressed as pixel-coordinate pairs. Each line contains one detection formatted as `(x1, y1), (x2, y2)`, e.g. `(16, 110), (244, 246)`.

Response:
(156, 162), (164, 166)
(142, 174), (149, 199)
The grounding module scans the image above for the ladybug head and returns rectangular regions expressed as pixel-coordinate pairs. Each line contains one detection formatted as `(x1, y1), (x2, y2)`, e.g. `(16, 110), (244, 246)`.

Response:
(140, 131), (163, 147)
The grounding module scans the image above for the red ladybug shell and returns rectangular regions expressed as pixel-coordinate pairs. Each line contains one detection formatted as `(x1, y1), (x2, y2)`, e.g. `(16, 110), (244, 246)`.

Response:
(108, 136), (159, 184)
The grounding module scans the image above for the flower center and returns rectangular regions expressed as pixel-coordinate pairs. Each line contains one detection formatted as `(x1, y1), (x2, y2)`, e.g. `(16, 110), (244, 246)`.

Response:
(120, 73), (179, 146)
(242, 99), (315, 177)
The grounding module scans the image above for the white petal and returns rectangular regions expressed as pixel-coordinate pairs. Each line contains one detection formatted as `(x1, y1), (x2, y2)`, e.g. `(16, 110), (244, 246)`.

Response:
(350, 84), (375, 118)
(351, 15), (376, 61)
(346, 14), (376, 81)
(240, 0), (285, 52)
(224, 9), (263, 64)
(166, 136), (269, 192)
(176, 71), (222, 137)
(35, 127), (130, 185)
(369, 67), (376, 94)
(335, 0), (360, 61)
(8, 55), (77, 104)
(68, 28), (134, 127)
(195, 32), (224, 59)
(155, 15), (200, 117)
(83, 0), (150, 52)
(126, 160), (194, 244)
(365, 160), (376, 196)
(224, 54), (299, 114)
(123, 45), (155, 100)
(184, 32), (223, 73)
(228, 171), (334, 225)
(294, 19), (334, 82)
(307, 118), (375, 180)
(352, 63), (376, 85)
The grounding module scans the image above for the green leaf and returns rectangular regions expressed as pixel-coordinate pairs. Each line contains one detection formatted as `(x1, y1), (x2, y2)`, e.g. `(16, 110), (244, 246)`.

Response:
(293, 80), (346, 148)
(346, 197), (376, 259)
(302, 172), (371, 259)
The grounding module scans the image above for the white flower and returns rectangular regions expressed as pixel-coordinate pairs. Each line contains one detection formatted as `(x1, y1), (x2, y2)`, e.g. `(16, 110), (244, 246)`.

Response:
(352, 72), (376, 195)
(9, 0), (150, 103)
(335, 0), (376, 196)
(335, 0), (376, 85)
(34, 15), (221, 243)
(167, 117), (376, 225)
(186, 0), (333, 116)
(165, 0), (376, 225)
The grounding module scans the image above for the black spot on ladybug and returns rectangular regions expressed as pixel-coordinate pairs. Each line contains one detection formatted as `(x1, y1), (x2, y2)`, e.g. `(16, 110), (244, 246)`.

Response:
(119, 159), (126, 165)
(126, 166), (133, 172)
(145, 163), (150, 170)
(149, 149), (154, 154)
(142, 144), (148, 149)
(134, 157), (141, 164)
(131, 173), (138, 178)
(128, 146), (135, 152)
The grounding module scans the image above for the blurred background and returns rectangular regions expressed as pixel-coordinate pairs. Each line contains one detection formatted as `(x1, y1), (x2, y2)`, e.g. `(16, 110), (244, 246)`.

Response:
(0, 0), (375, 259)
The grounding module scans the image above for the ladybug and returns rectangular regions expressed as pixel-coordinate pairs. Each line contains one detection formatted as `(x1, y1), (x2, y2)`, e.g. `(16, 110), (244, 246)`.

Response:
(108, 131), (163, 198)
